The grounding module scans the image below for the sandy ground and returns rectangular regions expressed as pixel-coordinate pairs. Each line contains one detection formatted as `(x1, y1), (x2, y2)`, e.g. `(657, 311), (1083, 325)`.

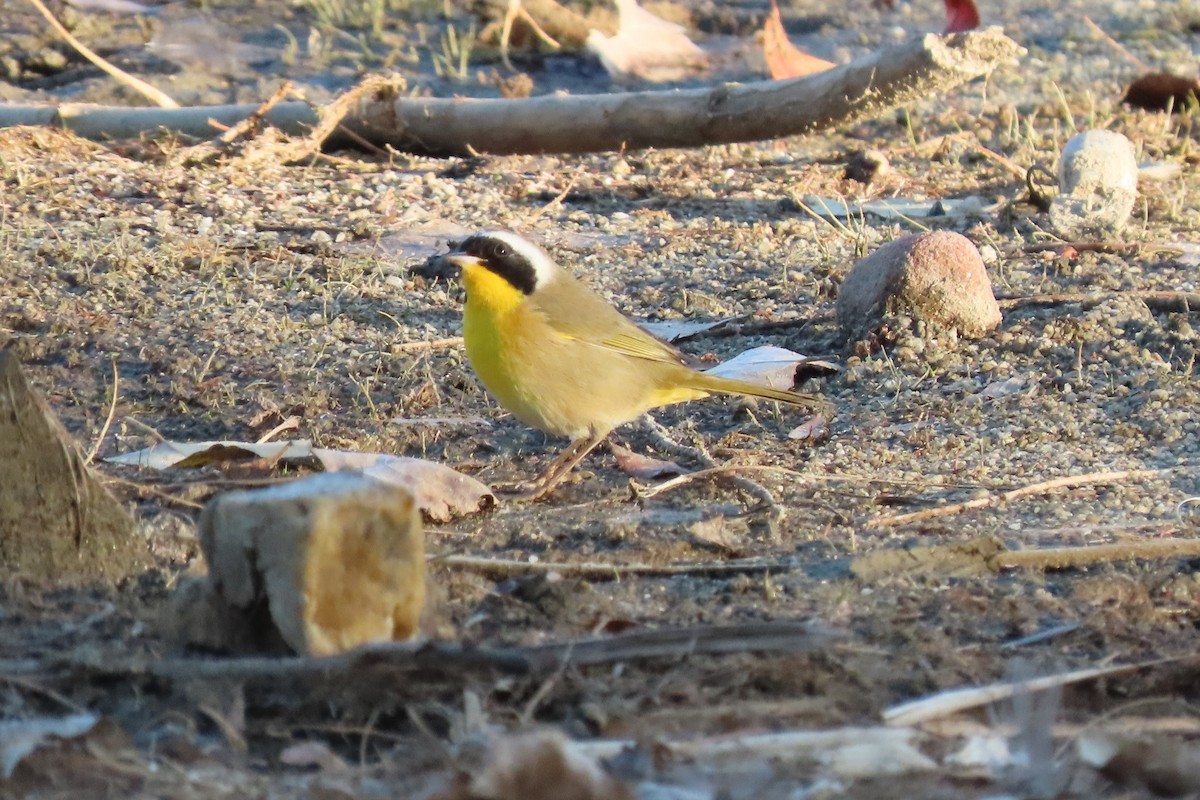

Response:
(2, 0), (1200, 796)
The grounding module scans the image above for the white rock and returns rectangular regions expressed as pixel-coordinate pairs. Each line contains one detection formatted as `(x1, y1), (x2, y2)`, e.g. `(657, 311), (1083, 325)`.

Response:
(1049, 129), (1138, 238)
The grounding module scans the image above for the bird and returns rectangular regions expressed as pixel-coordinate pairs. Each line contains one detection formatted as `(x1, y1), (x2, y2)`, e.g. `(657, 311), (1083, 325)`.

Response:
(442, 231), (826, 499)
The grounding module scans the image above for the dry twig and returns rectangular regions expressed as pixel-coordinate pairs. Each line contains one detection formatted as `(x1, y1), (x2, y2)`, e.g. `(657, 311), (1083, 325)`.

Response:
(22, 0), (178, 108)
(1082, 15), (1152, 73)
(993, 538), (1200, 571)
(869, 467), (1178, 528)
(999, 288), (1200, 314)
(85, 358), (120, 465)
(437, 553), (794, 579)
(884, 658), (1181, 726)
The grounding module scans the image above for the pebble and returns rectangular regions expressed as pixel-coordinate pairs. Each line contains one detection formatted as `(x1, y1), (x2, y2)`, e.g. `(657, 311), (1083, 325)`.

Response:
(835, 231), (1002, 341)
(1049, 129), (1138, 239)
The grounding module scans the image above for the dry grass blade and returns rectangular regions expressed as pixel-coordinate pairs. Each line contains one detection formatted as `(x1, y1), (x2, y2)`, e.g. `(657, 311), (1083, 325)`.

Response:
(85, 358), (119, 465)
(22, 0), (179, 108)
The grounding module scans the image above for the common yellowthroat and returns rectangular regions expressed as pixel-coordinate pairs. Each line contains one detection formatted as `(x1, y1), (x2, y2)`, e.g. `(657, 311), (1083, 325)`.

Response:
(443, 231), (825, 498)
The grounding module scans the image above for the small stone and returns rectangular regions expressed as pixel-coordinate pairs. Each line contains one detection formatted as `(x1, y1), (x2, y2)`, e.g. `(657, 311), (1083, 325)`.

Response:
(835, 231), (1002, 341)
(844, 149), (890, 184)
(498, 72), (534, 99)
(1049, 129), (1138, 239)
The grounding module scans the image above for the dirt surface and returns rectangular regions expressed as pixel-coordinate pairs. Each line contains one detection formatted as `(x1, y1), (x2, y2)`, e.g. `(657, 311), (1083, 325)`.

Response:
(3, 0), (1200, 796)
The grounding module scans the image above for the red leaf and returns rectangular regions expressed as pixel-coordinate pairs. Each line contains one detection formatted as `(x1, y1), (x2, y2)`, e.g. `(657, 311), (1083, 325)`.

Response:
(943, 0), (980, 33)
(763, 0), (835, 80)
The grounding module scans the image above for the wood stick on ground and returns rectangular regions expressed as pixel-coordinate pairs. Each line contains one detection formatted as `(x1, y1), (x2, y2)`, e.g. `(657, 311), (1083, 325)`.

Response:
(1082, 15), (1152, 73)
(437, 553), (795, 579)
(869, 467), (1177, 528)
(0, 622), (834, 684)
(992, 538), (1200, 571)
(0, 29), (1021, 156)
(999, 289), (1200, 313)
(883, 658), (1181, 727)
(21, 0), (179, 109)
(392, 336), (465, 353)
(85, 357), (120, 465)
(633, 464), (806, 500)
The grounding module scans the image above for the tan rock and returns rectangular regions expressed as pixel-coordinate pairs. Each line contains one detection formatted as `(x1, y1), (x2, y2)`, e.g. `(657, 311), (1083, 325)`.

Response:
(195, 472), (426, 656)
(836, 231), (1001, 340)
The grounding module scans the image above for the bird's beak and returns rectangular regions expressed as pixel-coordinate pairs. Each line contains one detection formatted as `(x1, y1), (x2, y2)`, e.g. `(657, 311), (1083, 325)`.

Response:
(441, 253), (483, 270)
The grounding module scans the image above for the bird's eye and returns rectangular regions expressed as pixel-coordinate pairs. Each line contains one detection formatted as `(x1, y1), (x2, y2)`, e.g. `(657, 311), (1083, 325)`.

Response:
(494, 244), (510, 258)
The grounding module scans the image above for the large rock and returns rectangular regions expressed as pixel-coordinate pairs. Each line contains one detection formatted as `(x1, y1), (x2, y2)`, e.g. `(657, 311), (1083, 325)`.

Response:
(836, 231), (1002, 341)
(0, 351), (142, 582)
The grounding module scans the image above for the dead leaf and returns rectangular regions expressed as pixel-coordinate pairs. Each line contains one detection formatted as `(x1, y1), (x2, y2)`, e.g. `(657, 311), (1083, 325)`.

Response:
(978, 376), (1027, 400)
(787, 414), (828, 441)
(1122, 72), (1200, 113)
(1078, 732), (1200, 796)
(585, 0), (707, 83)
(609, 443), (684, 480)
(637, 317), (734, 342)
(704, 345), (812, 391)
(109, 440), (495, 521)
(468, 730), (633, 800)
(0, 714), (98, 778)
(685, 515), (745, 554)
(107, 439), (313, 469)
(279, 741), (351, 773)
(67, 0), (153, 12)
(314, 450), (495, 522)
(762, 0), (835, 80)
(943, 0), (980, 33)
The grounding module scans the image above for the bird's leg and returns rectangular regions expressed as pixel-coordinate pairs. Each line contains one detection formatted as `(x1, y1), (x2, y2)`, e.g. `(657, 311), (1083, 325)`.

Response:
(505, 430), (608, 500)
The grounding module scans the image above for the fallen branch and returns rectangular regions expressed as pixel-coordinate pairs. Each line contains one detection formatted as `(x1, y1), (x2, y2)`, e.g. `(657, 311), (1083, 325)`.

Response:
(438, 553), (796, 579)
(993, 538), (1200, 571)
(850, 532), (1200, 580)
(0, 621), (834, 685)
(869, 468), (1177, 528)
(0, 29), (1021, 156)
(999, 289), (1200, 313)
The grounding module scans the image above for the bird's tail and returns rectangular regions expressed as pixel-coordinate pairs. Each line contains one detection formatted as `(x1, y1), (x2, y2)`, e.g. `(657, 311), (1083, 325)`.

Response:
(685, 370), (828, 410)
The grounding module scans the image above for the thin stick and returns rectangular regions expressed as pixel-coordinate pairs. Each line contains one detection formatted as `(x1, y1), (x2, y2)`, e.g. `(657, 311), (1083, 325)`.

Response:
(517, 4), (562, 49)
(393, 336), (464, 353)
(870, 468), (1178, 528)
(86, 357), (120, 465)
(256, 416), (301, 444)
(994, 538), (1200, 571)
(883, 657), (1180, 727)
(98, 474), (206, 510)
(919, 133), (1026, 179)
(0, 674), (88, 713)
(1082, 16), (1152, 73)
(634, 464), (806, 500)
(999, 288), (1200, 313)
(437, 553), (794, 579)
(22, 0), (179, 108)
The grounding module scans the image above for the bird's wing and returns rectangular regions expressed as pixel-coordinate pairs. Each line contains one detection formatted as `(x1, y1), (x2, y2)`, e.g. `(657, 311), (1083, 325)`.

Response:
(532, 275), (689, 366)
